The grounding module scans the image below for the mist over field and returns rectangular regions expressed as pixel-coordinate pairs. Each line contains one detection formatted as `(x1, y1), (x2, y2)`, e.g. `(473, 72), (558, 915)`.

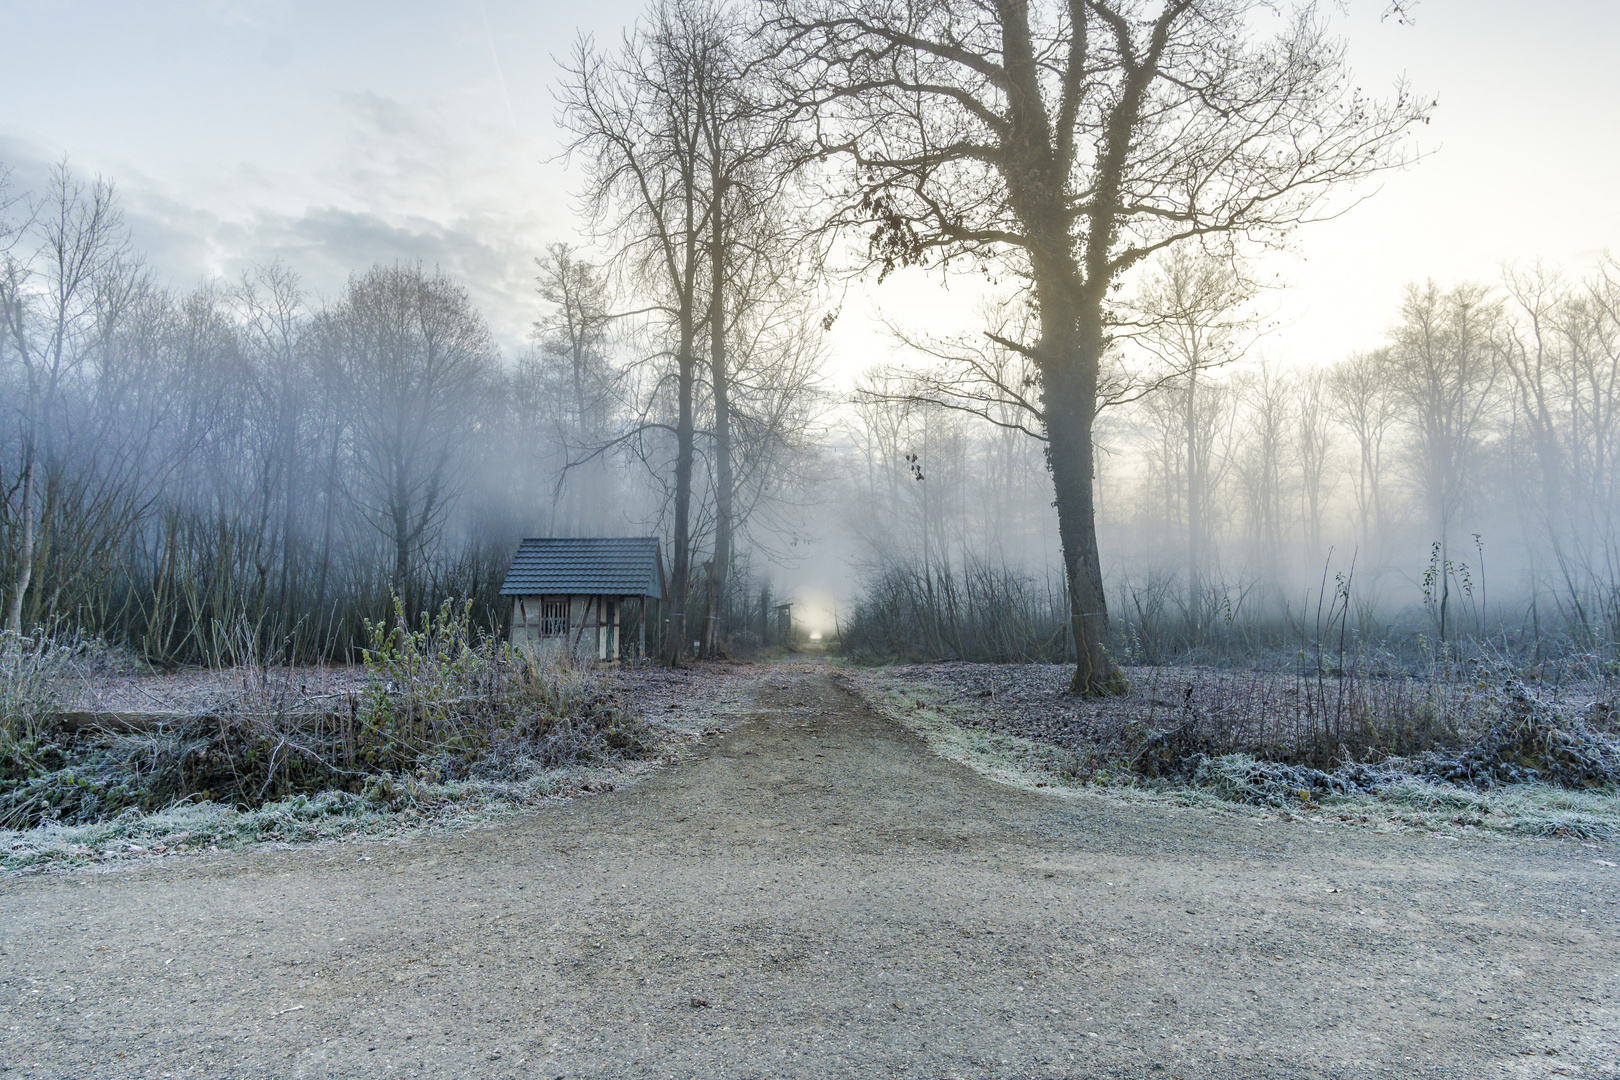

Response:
(0, 0), (1616, 674)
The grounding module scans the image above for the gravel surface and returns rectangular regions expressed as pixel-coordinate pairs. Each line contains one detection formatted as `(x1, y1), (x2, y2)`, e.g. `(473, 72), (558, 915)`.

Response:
(3, 661), (1618, 1079)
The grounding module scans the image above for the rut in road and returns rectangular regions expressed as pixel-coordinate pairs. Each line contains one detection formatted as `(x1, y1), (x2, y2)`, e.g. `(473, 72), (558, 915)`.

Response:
(2, 664), (1616, 1080)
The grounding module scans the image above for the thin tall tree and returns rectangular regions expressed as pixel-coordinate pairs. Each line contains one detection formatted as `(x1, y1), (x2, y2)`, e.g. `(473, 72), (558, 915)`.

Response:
(561, 3), (713, 661)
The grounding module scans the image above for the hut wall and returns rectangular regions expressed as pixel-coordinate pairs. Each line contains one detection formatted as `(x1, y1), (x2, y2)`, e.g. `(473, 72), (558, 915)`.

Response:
(509, 594), (623, 663)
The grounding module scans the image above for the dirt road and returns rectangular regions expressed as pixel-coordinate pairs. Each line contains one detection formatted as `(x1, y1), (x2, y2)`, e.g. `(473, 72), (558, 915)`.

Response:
(3, 666), (1618, 1079)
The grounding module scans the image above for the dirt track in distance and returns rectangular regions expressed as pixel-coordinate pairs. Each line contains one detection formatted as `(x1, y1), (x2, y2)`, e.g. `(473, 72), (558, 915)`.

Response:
(3, 664), (1618, 1079)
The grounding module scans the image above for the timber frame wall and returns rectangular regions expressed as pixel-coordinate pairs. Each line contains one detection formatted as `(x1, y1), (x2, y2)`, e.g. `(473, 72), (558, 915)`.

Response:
(511, 594), (644, 663)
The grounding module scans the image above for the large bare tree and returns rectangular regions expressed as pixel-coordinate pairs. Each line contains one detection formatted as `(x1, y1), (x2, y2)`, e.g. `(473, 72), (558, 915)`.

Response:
(563, 0), (822, 662)
(694, 1), (813, 657)
(769, 0), (1429, 692)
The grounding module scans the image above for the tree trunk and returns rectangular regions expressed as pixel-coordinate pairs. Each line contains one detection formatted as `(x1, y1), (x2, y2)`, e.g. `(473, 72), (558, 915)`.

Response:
(1001, 23), (1127, 694)
(392, 498), (411, 612)
(277, 415), (297, 645)
(1040, 305), (1127, 696)
(706, 176), (733, 660)
(1185, 368), (1202, 632)
(313, 419), (342, 650)
(666, 325), (696, 665)
(5, 452), (36, 635)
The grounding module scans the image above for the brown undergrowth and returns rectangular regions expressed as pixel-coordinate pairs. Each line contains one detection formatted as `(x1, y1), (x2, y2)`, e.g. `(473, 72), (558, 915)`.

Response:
(0, 604), (651, 833)
(871, 661), (1620, 801)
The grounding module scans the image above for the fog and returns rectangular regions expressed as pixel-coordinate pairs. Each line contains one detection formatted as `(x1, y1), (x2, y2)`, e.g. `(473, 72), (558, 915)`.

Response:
(2, 0), (1618, 675)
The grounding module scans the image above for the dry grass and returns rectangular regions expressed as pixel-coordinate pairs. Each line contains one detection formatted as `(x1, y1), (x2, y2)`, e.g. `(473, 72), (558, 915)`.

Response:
(839, 562), (1067, 663)
(855, 665), (1620, 840)
(1, 657), (769, 871)
(0, 603), (652, 833)
(872, 660), (1620, 789)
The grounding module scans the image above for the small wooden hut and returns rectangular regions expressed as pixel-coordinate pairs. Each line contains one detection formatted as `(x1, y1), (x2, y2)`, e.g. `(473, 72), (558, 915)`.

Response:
(499, 537), (664, 663)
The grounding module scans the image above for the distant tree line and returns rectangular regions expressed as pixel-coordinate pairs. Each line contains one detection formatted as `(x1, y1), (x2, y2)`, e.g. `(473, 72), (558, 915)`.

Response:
(839, 252), (1620, 662)
(0, 162), (821, 663)
(1119, 259), (1620, 655)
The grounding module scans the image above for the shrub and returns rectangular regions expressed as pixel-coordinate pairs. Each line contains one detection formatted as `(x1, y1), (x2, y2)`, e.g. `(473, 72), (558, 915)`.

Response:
(841, 560), (1068, 663)
(1146, 679), (1620, 802)
(0, 604), (652, 831)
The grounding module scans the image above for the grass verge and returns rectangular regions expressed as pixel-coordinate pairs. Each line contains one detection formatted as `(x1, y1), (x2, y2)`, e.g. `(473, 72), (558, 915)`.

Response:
(0, 608), (745, 872)
(849, 669), (1620, 842)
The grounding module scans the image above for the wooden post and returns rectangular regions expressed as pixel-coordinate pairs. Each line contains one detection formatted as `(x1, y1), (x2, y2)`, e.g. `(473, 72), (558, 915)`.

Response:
(611, 599), (621, 662)
(569, 595), (591, 657)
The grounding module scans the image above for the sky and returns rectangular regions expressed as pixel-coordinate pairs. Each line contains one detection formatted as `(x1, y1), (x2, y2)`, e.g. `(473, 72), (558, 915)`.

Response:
(1, 0), (1616, 375)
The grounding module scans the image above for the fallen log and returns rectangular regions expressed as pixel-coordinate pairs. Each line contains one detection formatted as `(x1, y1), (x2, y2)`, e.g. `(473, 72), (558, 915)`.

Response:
(50, 710), (341, 733)
(52, 710), (193, 733)
(48, 693), (489, 734)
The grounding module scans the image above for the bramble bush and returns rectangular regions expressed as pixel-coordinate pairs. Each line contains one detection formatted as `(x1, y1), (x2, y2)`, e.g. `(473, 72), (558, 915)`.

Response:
(0, 603), (650, 832)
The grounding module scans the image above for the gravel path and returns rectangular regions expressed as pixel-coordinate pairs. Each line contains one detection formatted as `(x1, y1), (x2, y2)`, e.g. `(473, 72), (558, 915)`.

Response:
(3, 664), (1618, 1079)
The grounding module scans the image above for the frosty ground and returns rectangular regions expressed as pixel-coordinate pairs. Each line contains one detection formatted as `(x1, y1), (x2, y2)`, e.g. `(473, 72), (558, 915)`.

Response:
(2, 662), (1618, 1079)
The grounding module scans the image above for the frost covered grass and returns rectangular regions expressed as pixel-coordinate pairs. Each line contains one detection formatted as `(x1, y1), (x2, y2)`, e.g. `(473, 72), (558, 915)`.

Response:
(1, 646), (763, 873)
(853, 670), (1620, 841)
(0, 759), (654, 872)
(1, 628), (140, 749)
(0, 607), (681, 871)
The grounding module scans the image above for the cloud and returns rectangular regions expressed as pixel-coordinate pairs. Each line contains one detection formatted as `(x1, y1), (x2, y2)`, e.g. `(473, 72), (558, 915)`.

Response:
(0, 133), (73, 199)
(253, 205), (545, 328)
(1, 92), (576, 355)
(199, 0), (288, 32)
(262, 36), (295, 68)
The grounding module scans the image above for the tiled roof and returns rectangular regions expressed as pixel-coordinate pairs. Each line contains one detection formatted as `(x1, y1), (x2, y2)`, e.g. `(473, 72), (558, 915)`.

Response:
(498, 537), (664, 598)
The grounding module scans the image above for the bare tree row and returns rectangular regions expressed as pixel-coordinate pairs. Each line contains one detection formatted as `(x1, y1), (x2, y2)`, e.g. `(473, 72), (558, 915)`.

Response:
(841, 251), (1620, 656)
(558, 0), (829, 660)
(0, 155), (825, 661)
(0, 166), (627, 659)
